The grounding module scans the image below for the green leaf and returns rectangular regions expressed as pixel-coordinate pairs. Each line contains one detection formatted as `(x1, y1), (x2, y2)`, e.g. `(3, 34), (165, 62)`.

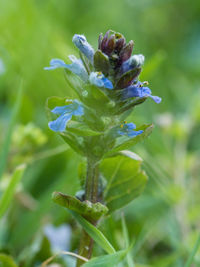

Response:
(121, 214), (135, 267)
(0, 164), (26, 219)
(0, 81), (23, 180)
(60, 132), (84, 155)
(94, 50), (110, 75)
(64, 69), (84, 97)
(52, 192), (108, 220)
(82, 250), (127, 267)
(184, 233), (200, 267)
(101, 151), (147, 213)
(0, 253), (18, 267)
(67, 121), (102, 136)
(83, 84), (110, 107)
(104, 124), (153, 157)
(115, 67), (141, 89)
(70, 210), (115, 254)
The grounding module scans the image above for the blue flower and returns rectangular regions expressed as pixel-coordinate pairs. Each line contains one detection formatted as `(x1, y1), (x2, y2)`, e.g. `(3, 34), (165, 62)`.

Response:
(72, 34), (94, 64)
(48, 100), (84, 132)
(44, 56), (88, 82)
(118, 122), (143, 138)
(89, 72), (113, 89)
(123, 81), (162, 103)
(121, 54), (145, 74)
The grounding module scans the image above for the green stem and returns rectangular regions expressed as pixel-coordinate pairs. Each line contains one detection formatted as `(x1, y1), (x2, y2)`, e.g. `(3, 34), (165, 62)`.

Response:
(76, 158), (99, 266)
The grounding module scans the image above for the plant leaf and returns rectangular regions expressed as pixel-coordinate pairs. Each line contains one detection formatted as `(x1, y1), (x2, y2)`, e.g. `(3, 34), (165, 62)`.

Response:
(70, 210), (115, 254)
(104, 124), (153, 157)
(121, 214), (135, 267)
(101, 151), (147, 213)
(0, 81), (23, 180)
(0, 253), (18, 267)
(82, 250), (127, 267)
(67, 121), (102, 136)
(64, 69), (84, 97)
(94, 50), (110, 75)
(0, 164), (26, 218)
(52, 192), (108, 220)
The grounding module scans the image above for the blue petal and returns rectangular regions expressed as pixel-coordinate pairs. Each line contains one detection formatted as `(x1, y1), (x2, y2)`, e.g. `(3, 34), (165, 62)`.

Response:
(67, 55), (88, 82)
(102, 77), (114, 90)
(125, 122), (136, 130)
(150, 95), (162, 103)
(117, 122), (143, 138)
(51, 100), (84, 116)
(72, 34), (94, 64)
(48, 113), (72, 132)
(89, 72), (113, 89)
(44, 56), (88, 82)
(127, 130), (143, 137)
(121, 54), (145, 73)
(71, 100), (84, 116)
(44, 59), (68, 70)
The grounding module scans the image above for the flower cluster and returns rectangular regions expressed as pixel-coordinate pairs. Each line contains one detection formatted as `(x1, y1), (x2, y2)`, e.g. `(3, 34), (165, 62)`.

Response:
(45, 30), (161, 137)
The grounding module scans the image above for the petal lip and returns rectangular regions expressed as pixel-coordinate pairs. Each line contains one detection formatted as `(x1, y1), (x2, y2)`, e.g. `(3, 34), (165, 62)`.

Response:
(123, 81), (161, 103)
(117, 122), (143, 138)
(48, 113), (72, 132)
(89, 72), (113, 89)
(48, 100), (84, 132)
(44, 56), (88, 82)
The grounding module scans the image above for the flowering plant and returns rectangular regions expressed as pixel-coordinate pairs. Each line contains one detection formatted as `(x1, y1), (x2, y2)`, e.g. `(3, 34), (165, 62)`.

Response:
(45, 30), (161, 266)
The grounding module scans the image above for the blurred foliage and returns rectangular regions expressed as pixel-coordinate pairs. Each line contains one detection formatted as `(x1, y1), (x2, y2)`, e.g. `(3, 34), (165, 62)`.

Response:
(0, 0), (200, 266)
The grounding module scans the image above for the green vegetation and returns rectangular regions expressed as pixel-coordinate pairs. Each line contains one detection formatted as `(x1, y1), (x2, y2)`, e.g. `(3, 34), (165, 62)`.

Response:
(0, 0), (200, 266)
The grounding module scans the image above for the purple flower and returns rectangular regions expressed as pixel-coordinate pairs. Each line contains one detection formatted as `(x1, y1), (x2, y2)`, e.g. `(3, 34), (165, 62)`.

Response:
(123, 81), (161, 103)
(118, 122), (143, 137)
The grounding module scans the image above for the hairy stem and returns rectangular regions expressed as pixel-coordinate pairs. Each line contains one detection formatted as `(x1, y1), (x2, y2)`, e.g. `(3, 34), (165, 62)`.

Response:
(76, 158), (99, 266)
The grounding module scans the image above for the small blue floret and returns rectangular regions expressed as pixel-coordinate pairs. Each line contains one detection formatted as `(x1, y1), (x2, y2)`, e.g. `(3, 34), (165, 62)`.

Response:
(123, 81), (161, 103)
(48, 100), (84, 132)
(118, 122), (143, 138)
(121, 54), (145, 74)
(89, 72), (113, 89)
(72, 34), (94, 64)
(44, 56), (88, 82)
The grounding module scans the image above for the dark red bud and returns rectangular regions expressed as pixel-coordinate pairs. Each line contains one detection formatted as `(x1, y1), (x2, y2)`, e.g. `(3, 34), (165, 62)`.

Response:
(118, 40), (134, 65)
(101, 30), (110, 53)
(105, 34), (115, 55)
(98, 33), (103, 50)
(115, 38), (125, 54)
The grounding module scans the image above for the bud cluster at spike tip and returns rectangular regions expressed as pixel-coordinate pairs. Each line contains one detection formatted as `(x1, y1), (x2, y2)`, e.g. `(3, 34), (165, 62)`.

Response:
(45, 30), (161, 134)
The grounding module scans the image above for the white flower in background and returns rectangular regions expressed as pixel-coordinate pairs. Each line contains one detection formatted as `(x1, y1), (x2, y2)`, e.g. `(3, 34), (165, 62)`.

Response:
(0, 59), (5, 75)
(44, 224), (71, 252)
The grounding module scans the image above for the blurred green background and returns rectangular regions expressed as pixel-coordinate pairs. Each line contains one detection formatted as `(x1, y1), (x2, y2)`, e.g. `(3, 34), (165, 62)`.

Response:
(0, 0), (200, 266)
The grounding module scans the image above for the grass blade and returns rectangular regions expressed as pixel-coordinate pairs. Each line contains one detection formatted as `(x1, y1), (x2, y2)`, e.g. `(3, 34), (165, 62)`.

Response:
(0, 164), (26, 218)
(0, 81), (23, 180)
(82, 250), (127, 267)
(70, 210), (115, 254)
(121, 213), (135, 267)
(184, 233), (200, 267)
